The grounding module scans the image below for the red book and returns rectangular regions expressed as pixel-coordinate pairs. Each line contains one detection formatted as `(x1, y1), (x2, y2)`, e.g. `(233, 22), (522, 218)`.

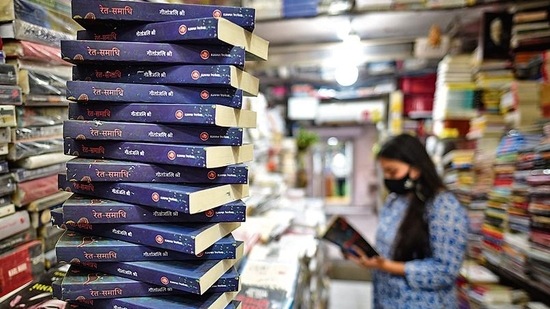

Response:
(0, 240), (43, 299)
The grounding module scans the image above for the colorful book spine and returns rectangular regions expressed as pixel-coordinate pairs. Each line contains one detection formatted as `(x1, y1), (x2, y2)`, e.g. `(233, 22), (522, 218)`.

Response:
(61, 219), (240, 255)
(72, 64), (258, 95)
(55, 231), (243, 263)
(68, 102), (257, 128)
(64, 138), (254, 168)
(66, 80), (243, 108)
(63, 120), (244, 146)
(71, 0), (255, 31)
(58, 174), (249, 213)
(60, 196), (247, 223)
(66, 158), (248, 184)
(0, 211), (31, 240)
(73, 257), (240, 294)
(61, 40), (246, 69)
(55, 266), (240, 300)
(0, 240), (44, 299)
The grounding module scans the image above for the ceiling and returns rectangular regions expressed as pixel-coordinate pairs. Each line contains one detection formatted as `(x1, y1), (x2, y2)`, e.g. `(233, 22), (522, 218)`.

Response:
(248, 3), (513, 84)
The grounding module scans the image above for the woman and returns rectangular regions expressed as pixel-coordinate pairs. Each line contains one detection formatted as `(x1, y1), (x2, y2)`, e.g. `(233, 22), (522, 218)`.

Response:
(347, 134), (468, 308)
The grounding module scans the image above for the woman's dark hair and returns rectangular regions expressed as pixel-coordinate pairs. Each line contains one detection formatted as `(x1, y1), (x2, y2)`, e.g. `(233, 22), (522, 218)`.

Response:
(377, 134), (445, 262)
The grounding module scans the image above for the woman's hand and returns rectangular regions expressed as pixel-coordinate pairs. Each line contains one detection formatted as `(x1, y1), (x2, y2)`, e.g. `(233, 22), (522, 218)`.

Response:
(344, 245), (384, 269)
(344, 245), (406, 276)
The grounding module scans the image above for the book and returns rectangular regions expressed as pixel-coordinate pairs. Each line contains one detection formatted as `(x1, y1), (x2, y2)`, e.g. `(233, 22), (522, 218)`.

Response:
(0, 174), (15, 197)
(26, 190), (72, 212)
(66, 158), (249, 184)
(0, 105), (17, 127)
(0, 203), (15, 218)
(11, 162), (67, 183)
(12, 174), (59, 207)
(61, 40), (246, 69)
(58, 174), (249, 214)
(71, 0), (255, 31)
(55, 230), (244, 263)
(320, 216), (379, 258)
(0, 240), (44, 299)
(72, 64), (259, 96)
(0, 263), (69, 308)
(0, 85), (22, 105)
(64, 138), (254, 168)
(0, 211), (31, 241)
(68, 102), (257, 128)
(72, 251), (243, 294)
(0, 129), (9, 144)
(0, 228), (36, 254)
(69, 292), (238, 309)
(63, 119), (245, 146)
(66, 80), (243, 108)
(0, 19), (74, 47)
(11, 124), (63, 143)
(59, 195), (247, 224)
(2, 40), (70, 66)
(54, 265), (240, 300)
(14, 152), (73, 170)
(17, 68), (70, 96)
(0, 63), (17, 85)
(61, 220), (241, 255)
(76, 17), (268, 61)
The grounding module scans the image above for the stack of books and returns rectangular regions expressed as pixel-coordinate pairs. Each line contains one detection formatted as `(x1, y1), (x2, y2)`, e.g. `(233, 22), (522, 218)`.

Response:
(526, 123), (550, 291)
(433, 55), (478, 139)
(51, 0), (268, 307)
(511, 2), (550, 52)
(501, 81), (542, 129)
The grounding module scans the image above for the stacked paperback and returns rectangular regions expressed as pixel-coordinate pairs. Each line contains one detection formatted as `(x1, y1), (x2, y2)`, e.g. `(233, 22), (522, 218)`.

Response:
(52, 0), (268, 307)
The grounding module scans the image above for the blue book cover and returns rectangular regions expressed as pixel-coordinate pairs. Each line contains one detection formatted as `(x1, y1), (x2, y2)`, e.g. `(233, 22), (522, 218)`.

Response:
(59, 194), (247, 223)
(55, 265), (240, 300)
(66, 80), (243, 108)
(58, 174), (249, 213)
(66, 158), (249, 184)
(61, 219), (241, 255)
(63, 120), (244, 146)
(76, 17), (268, 61)
(71, 0), (255, 31)
(55, 230), (243, 263)
(73, 252), (243, 294)
(68, 102), (257, 128)
(72, 64), (259, 96)
(64, 138), (254, 168)
(61, 40), (246, 69)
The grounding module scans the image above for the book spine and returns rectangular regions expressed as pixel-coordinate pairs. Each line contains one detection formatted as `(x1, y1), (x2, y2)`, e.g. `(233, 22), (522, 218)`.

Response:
(72, 64), (234, 87)
(12, 174), (59, 206)
(68, 103), (223, 126)
(0, 240), (44, 298)
(0, 64), (17, 85)
(0, 85), (22, 105)
(77, 261), (202, 294)
(66, 160), (248, 184)
(77, 18), (225, 44)
(61, 201), (246, 224)
(0, 204), (15, 218)
(63, 120), (244, 146)
(61, 40), (246, 69)
(0, 211), (31, 240)
(0, 160), (8, 174)
(12, 163), (67, 183)
(0, 105), (21, 127)
(59, 279), (174, 300)
(64, 138), (211, 167)
(0, 228), (36, 254)
(66, 80), (243, 108)
(10, 19), (74, 47)
(62, 222), (198, 254)
(71, 0), (255, 31)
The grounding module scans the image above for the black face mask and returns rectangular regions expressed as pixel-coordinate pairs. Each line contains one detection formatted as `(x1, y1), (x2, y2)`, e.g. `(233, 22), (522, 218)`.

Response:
(384, 172), (414, 195)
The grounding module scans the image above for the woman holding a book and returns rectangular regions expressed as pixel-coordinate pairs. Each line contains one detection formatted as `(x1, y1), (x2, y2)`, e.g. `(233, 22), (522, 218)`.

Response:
(347, 133), (468, 308)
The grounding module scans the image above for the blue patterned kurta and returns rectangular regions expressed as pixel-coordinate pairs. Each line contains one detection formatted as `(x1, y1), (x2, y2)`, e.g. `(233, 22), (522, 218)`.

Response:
(372, 191), (468, 309)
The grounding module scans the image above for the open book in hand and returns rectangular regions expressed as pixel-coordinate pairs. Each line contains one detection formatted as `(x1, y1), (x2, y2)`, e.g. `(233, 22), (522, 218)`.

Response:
(320, 216), (379, 258)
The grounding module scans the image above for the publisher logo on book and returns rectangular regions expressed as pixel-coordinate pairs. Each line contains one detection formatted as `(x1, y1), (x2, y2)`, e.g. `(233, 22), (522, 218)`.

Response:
(205, 210), (215, 218)
(151, 192), (160, 202)
(200, 90), (210, 100)
(200, 50), (210, 60)
(200, 132), (209, 141)
(167, 150), (176, 161)
(191, 70), (200, 80)
(160, 276), (169, 285)
(155, 235), (164, 244)
(212, 9), (222, 18)
(175, 110), (184, 120)
(178, 25), (187, 35)
(207, 171), (217, 180)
